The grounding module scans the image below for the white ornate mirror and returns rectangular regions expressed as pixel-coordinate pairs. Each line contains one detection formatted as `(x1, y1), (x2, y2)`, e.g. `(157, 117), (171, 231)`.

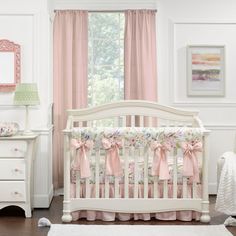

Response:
(0, 39), (20, 92)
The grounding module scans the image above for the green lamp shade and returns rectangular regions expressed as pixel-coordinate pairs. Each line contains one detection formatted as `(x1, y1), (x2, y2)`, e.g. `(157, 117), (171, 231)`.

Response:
(14, 83), (40, 106)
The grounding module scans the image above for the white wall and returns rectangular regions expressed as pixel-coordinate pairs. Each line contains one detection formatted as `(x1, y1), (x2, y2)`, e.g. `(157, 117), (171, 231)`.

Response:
(0, 0), (53, 207)
(1, 0), (233, 206)
(157, 0), (236, 193)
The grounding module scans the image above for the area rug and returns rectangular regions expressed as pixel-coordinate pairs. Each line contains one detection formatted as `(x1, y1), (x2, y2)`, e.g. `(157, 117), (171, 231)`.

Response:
(47, 224), (233, 236)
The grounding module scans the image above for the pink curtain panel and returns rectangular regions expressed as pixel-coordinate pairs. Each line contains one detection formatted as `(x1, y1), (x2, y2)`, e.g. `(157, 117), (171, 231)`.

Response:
(124, 10), (157, 101)
(124, 10), (157, 126)
(53, 10), (88, 188)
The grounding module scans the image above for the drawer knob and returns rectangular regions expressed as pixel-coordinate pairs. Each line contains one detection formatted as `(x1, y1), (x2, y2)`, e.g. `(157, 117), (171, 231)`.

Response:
(14, 148), (19, 152)
(14, 191), (19, 195)
(14, 168), (19, 172)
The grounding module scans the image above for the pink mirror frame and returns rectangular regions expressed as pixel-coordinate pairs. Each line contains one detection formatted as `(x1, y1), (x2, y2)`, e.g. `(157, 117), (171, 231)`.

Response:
(0, 39), (21, 92)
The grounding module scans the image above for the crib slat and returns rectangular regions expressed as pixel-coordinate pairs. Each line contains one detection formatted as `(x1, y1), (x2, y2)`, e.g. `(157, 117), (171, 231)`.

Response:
(149, 138), (157, 197)
(182, 145), (188, 198)
(85, 150), (91, 198)
(87, 120), (92, 127)
(124, 147), (129, 198)
(173, 121), (179, 127)
(114, 117), (119, 127)
(76, 171), (80, 198)
(161, 119), (168, 127)
(131, 115), (135, 127)
(139, 116), (144, 127)
(192, 182), (197, 198)
(115, 177), (119, 198)
(158, 118), (163, 127)
(85, 178), (90, 198)
(122, 116), (127, 127)
(152, 117), (157, 127)
(148, 116), (152, 127)
(163, 180), (168, 198)
(134, 147), (139, 198)
(95, 149), (100, 198)
(105, 176), (110, 198)
(153, 176), (159, 198)
(173, 148), (178, 198)
(143, 147), (149, 198)
(182, 177), (188, 198)
(164, 120), (169, 126)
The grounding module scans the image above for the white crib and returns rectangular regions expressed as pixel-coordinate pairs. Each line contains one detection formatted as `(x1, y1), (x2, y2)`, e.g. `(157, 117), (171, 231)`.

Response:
(62, 100), (211, 223)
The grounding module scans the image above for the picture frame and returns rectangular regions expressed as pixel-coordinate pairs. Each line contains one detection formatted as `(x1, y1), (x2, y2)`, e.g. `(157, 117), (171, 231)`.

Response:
(187, 45), (225, 96)
(0, 39), (21, 92)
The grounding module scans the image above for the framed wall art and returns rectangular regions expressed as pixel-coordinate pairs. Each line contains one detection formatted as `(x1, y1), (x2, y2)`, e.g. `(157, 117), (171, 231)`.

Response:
(187, 45), (225, 96)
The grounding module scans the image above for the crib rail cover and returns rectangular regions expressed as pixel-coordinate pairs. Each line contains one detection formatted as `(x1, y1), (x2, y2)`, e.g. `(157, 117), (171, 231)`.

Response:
(71, 127), (203, 149)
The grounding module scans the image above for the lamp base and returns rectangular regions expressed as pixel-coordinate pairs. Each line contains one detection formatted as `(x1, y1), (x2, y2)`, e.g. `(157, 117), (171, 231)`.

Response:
(23, 105), (35, 136)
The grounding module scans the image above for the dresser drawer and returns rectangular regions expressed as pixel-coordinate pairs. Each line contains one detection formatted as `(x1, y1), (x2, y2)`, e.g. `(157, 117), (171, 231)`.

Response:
(0, 141), (27, 158)
(0, 181), (26, 202)
(0, 159), (25, 180)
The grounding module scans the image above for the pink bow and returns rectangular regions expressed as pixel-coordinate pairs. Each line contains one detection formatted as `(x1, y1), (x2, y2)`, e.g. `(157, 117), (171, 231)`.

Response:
(102, 138), (123, 177)
(71, 139), (93, 178)
(151, 141), (171, 180)
(181, 141), (202, 182)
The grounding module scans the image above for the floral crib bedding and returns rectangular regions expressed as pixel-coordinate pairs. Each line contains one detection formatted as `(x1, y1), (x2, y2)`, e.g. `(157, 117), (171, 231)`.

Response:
(70, 127), (203, 222)
(70, 127), (203, 184)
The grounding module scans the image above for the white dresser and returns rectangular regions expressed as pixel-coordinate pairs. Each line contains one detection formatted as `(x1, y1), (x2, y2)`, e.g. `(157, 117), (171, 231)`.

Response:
(0, 134), (38, 217)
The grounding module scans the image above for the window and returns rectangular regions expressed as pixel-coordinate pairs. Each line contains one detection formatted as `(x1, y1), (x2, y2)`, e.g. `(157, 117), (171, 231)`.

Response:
(88, 13), (124, 108)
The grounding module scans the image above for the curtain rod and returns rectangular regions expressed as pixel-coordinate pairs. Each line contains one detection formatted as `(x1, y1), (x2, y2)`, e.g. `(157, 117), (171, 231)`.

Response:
(54, 9), (157, 13)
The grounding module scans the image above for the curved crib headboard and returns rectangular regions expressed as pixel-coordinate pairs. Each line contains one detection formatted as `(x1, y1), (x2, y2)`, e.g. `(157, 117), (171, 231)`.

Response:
(65, 100), (205, 131)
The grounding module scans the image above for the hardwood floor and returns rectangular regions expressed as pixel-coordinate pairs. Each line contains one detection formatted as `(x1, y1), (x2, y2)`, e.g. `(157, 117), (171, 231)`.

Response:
(0, 196), (235, 236)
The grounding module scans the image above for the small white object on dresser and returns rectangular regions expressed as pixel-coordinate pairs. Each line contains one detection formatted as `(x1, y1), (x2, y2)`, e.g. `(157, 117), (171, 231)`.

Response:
(0, 134), (38, 217)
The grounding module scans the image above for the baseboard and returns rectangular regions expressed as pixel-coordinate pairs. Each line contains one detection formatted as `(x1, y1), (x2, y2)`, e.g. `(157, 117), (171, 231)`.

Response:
(33, 185), (54, 208)
(209, 183), (217, 195)
(54, 187), (64, 196)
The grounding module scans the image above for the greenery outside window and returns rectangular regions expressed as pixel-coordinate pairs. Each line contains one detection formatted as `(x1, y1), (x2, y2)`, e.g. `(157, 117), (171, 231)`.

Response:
(88, 13), (124, 109)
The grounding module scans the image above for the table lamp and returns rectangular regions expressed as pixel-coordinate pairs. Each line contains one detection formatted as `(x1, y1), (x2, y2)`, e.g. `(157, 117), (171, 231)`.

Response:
(13, 83), (40, 135)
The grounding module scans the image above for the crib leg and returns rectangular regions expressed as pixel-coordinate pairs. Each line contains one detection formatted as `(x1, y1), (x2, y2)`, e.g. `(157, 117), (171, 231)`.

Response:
(62, 134), (73, 223)
(200, 201), (211, 223)
(200, 213), (211, 223)
(200, 133), (211, 223)
(62, 211), (72, 223)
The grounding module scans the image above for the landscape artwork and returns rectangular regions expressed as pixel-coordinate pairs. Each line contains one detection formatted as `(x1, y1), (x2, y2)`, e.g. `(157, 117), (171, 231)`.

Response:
(187, 45), (225, 96)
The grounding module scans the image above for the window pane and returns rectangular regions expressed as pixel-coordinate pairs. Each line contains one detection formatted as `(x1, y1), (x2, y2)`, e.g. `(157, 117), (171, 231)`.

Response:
(88, 76), (123, 107)
(88, 13), (124, 109)
(89, 65), (123, 79)
(89, 13), (120, 40)
(92, 39), (120, 65)
(119, 13), (125, 37)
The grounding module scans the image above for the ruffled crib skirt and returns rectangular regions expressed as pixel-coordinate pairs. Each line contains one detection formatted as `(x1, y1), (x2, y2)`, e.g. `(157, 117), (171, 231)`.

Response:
(70, 183), (201, 221)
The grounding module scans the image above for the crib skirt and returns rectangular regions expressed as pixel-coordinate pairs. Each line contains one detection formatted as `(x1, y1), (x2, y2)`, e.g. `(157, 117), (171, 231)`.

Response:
(70, 183), (201, 221)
